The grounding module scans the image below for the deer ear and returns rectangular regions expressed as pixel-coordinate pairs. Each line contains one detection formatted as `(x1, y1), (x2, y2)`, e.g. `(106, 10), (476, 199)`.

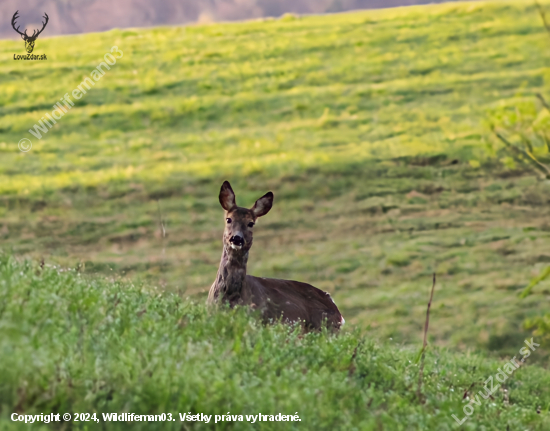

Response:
(251, 192), (273, 218)
(219, 181), (237, 211)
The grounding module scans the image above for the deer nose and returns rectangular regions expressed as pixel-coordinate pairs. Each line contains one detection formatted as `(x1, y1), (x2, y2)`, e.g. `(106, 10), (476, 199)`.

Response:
(230, 234), (244, 246)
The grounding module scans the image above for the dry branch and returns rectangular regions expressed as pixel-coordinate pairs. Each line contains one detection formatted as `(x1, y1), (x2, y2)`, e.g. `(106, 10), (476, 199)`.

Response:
(535, 1), (550, 39)
(417, 273), (436, 402)
(493, 129), (550, 178)
(156, 199), (168, 287)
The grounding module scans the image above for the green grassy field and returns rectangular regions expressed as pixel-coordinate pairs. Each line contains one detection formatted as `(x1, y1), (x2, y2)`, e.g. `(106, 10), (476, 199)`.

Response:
(0, 0), (549, 405)
(0, 256), (549, 430)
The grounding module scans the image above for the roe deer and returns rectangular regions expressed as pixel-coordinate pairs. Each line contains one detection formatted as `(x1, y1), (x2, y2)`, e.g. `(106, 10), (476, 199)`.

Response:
(208, 181), (344, 331)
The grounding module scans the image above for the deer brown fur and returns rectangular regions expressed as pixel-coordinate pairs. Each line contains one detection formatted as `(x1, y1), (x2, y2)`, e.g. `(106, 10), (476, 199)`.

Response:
(208, 181), (344, 331)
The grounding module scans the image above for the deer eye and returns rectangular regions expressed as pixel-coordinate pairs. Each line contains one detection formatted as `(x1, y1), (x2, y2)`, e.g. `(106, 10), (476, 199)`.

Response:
(226, 218), (232, 224)
(248, 222), (255, 228)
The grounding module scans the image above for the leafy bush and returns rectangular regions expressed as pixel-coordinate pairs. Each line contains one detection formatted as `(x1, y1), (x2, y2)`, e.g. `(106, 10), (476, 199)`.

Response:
(489, 94), (550, 179)
(521, 266), (550, 342)
(486, 2), (550, 342)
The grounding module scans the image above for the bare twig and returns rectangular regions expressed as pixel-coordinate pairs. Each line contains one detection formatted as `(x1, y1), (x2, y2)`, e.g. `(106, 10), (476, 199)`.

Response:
(535, 1), (550, 40)
(493, 129), (550, 178)
(535, 94), (550, 151)
(348, 343), (359, 376)
(417, 273), (436, 403)
(519, 134), (534, 154)
(536, 93), (550, 112)
(156, 199), (166, 239)
(156, 199), (167, 287)
(524, 149), (550, 177)
(462, 382), (476, 400)
(492, 127), (527, 164)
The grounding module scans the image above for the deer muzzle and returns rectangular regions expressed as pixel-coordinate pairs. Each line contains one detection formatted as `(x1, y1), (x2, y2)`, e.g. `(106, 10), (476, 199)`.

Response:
(229, 234), (244, 249)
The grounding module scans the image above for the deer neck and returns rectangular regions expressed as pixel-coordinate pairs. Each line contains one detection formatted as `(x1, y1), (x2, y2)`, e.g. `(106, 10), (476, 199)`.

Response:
(213, 245), (249, 303)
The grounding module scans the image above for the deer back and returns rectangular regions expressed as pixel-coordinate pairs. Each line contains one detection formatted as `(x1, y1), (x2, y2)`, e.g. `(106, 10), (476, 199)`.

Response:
(244, 275), (343, 331)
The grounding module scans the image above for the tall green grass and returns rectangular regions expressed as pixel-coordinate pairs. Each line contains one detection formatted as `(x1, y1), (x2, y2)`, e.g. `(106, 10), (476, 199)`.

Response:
(0, 255), (549, 430)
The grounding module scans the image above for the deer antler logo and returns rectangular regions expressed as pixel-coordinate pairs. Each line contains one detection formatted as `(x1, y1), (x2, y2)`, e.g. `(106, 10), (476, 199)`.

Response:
(11, 10), (49, 54)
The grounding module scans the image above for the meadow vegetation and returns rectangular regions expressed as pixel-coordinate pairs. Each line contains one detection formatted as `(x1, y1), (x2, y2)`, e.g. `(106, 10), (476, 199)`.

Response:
(0, 256), (549, 430)
(1, 0), (550, 427)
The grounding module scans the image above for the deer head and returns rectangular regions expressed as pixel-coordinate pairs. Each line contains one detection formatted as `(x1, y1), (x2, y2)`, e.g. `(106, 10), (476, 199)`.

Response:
(218, 181), (273, 256)
(11, 11), (49, 54)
